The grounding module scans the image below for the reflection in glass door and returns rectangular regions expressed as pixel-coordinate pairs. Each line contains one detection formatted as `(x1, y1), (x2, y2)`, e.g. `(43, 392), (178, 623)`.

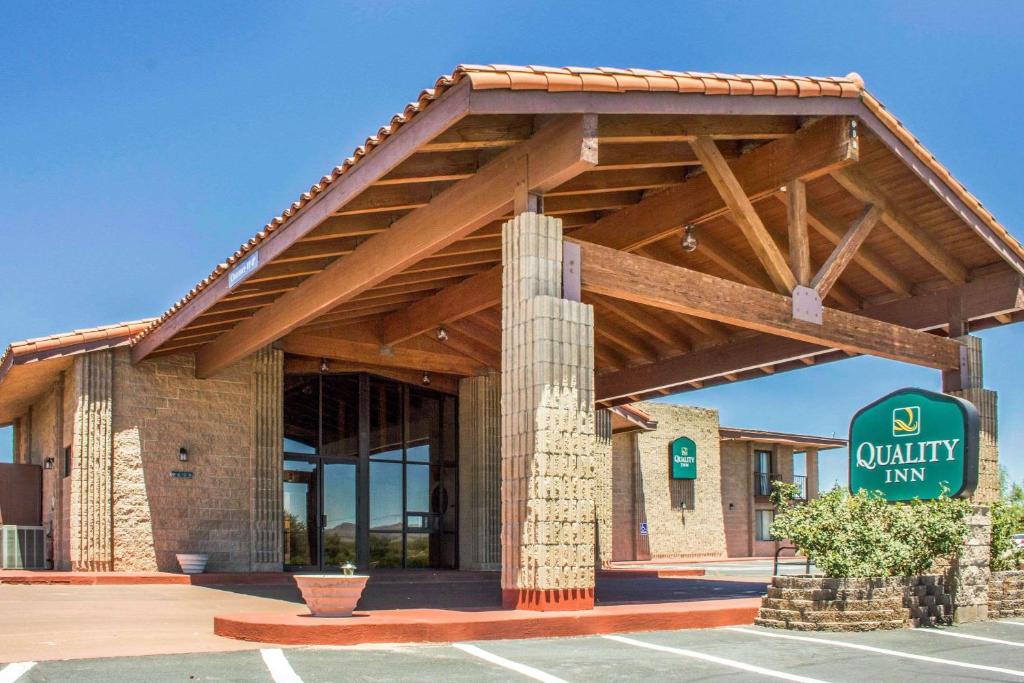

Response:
(283, 459), (318, 569)
(323, 462), (357, 565)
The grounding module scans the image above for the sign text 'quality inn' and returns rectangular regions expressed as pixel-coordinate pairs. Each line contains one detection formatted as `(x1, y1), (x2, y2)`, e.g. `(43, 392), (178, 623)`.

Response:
(849, 388), (979, 501)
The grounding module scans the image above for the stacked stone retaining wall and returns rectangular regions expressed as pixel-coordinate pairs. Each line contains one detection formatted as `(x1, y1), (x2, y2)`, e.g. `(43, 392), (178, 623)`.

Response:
(756, 575), (951, 632)
(989, 570), (1024, 618)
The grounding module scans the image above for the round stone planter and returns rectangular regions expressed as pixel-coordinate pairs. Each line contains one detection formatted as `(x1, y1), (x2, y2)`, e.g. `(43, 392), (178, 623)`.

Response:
(294, 575), (370, 617)
(175, 553), (209, 574)
(756, 575), (920, 632)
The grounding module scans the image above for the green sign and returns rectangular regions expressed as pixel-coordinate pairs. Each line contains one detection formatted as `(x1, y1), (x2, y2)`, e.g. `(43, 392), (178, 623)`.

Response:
(849, 388), (979, 501)
(670, 437), (697, 480)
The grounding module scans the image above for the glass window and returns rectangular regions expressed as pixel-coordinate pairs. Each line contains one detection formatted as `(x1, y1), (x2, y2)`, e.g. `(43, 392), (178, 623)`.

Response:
(369, 532), (403, 569)
(283, 459), (318, 566)
(322, 375), (360, 459)
(756, 510), (775, 542)
(406, 463), (430, 513)
(405, 533), (430, 568)
(370, 381), (403, 460)
(406, 390), (439, 463)
(323, 462), (357, 566)
(283, 376), (319, 455)
(370, 461), (403, 531)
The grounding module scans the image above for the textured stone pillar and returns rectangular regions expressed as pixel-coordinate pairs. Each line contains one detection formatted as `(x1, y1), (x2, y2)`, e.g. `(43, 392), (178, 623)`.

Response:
(594, 408), (613, 568)
(70, 350), (114, 571)
(501, 212), (597, 611)
(944, 334), (994, 622)
(459, 372), (501, 571)
(251, 346), (284, 571)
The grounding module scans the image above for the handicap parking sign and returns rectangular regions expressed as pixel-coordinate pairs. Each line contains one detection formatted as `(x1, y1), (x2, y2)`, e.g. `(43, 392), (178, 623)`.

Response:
(639, 522), (648, 536)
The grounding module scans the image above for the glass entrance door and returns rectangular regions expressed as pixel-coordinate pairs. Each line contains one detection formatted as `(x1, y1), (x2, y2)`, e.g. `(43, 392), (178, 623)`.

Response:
(283, 372), (457, 571)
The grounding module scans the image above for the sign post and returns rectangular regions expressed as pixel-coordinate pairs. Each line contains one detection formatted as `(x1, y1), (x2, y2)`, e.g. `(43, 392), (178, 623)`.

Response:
(849, 387), (979, 501)
(670, 437), (697, 480)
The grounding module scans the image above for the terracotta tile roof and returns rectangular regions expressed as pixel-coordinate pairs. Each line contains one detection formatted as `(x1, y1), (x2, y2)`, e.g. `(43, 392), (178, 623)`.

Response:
(1, 319), (154, 371)
(129, 64), (1020, 350)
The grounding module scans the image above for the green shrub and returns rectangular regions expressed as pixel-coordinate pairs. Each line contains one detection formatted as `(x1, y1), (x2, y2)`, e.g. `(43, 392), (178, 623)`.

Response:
(769, 481), (971, 578)
(991, 499), (1024, 571)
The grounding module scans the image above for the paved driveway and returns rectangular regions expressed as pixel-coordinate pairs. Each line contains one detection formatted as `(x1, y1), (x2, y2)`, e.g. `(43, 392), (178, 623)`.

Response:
(6, 620), (1024, 682)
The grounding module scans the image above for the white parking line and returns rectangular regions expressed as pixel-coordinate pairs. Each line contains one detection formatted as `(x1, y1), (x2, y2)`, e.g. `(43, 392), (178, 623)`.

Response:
(260, 648), (303, 683)
(0, 662), (36, 683)
(915, 628), (1024, 647)
(728, 627), (1024, 678)
(602, 634), (830, 683)
(452, 643), (568, 683)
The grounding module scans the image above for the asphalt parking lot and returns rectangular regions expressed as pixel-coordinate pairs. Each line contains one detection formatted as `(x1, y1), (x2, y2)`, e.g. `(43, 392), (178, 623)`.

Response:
(8, 619), (1024, 682)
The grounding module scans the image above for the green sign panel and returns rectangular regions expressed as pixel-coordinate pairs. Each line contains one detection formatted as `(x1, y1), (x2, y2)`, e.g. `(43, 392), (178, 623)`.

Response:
(670, 437), (697, 480)
(849, 388), (979, 501)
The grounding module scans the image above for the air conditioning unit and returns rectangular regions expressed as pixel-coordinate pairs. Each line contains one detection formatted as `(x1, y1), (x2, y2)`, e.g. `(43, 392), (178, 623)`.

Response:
(1, 525), (45, 569)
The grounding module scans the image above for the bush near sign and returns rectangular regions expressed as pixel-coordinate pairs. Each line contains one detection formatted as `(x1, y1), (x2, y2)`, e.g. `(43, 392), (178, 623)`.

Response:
(670, 436), (697, 480)
(849, 387), (979, 501)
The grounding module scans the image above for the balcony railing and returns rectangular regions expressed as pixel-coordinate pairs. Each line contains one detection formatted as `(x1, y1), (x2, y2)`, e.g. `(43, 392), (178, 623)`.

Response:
(754, 472), (807, 498)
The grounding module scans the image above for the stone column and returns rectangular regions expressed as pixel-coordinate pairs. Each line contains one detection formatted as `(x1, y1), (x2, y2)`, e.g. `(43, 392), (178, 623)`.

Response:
(594, 408), (613, 569)
(501, 212), (597, 611)
(70, 350), (114, 571)
(944, 334), (995, 623)
(459, 371), (501, 571)
(251, 345), (284, 571)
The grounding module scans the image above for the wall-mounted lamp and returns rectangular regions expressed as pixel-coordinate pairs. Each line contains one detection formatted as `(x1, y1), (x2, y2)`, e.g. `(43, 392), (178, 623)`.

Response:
(728, 502), (735, 510)
(320, 358), (330, 373)
(422, 372), (431, 386)
(43, 457), (55, 470)
(179, 447), (189, 463)
(436, 326), (449, 342)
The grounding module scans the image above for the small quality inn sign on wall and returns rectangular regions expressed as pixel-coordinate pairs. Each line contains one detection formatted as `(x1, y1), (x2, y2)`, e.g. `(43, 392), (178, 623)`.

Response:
(670, 437), (697, 480)
(849, 387), (979, 501)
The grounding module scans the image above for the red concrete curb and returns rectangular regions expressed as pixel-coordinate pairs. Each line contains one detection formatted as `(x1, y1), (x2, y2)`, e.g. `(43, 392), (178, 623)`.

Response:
(0, 571), (296, 586)
(214, 598), (760, 645)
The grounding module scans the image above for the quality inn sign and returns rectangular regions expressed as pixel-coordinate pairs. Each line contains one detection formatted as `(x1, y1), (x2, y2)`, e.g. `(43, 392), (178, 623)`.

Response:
(849, 388), (979, 501)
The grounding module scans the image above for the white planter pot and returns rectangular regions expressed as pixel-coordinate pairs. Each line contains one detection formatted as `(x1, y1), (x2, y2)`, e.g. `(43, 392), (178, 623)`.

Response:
(294, 575), (370, 617)
(176, 553), (209, 574)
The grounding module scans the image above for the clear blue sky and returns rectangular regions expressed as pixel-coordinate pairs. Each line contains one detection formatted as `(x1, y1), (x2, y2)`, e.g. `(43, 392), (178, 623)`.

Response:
(2, 2), (1022, 490)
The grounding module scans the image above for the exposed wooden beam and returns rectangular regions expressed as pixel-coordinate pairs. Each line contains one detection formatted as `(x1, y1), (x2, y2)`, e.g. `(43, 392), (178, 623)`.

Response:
(831, 169), (968, 284)
(775, 194), (913, 297)
(690, 136), (797, 293)
(283, 356), (460, 396)
(595, 270), (1024, 402)
(572, 115), (859, 253)
(131, 79), (473, 364)
(194, 115), (598, 378)
(810, 204), (882, 298)
(786, 180), (811, 286)
(380, 267), (502, 346)
(596, 115), (798, 142)
(578, 240), (961, 370)
(280, 333), (484, 376)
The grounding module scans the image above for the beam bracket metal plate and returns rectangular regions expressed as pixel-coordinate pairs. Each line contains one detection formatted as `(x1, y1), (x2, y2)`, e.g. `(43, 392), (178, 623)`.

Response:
(792, 285), (823, 325)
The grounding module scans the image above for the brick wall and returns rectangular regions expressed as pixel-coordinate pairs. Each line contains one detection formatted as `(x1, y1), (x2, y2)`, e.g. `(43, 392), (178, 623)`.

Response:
(720, 441), (752, 557)
(110, 349), (260, 572)
(631, 402), (726, 560)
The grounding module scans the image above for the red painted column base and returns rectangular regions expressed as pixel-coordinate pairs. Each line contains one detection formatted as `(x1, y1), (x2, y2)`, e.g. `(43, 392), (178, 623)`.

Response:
(502, 587), (595, 611)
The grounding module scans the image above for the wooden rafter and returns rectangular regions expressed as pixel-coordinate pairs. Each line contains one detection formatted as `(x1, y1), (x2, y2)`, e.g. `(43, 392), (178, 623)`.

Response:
(774, 194), (912, 297)
(280, 333), (484, 377)
(786, 180), (811, 286)
(810, 204), (883, 298)
(193, 114), (598, 378)
(831, 169), (968, 283)
(690, 135), (797, 293)
(577, 240), (961, 370)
